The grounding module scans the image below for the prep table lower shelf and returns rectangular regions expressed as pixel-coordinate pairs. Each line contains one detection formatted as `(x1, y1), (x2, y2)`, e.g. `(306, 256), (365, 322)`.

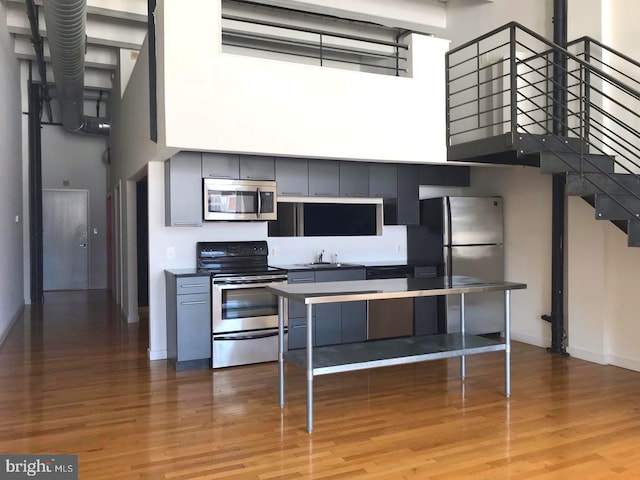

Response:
(269, 276), (527, 433)
(284, 333), (505, 376)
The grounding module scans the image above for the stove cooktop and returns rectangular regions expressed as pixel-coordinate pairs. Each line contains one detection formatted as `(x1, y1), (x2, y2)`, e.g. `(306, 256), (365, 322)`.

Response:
(196, 240), (285, 278)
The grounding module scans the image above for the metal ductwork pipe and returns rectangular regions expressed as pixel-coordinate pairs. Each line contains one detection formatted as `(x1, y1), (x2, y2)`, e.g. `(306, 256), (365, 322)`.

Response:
(42, 0), (110, 135)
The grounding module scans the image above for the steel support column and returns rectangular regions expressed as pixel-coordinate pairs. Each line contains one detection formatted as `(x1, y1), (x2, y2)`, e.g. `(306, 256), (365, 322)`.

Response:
(549, 0), (568, 355)
(28, 78), (44, 304)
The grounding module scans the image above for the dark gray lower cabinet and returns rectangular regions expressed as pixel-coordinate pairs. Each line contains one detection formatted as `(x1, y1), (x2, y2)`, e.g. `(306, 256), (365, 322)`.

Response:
(166, 273), (211, 370)
(414, 297), (439, 336)
(287, 271), (315, 350)
(315, 303), (342, 346)
(341, 301), (367, 343)
(287, 268), (366, 349)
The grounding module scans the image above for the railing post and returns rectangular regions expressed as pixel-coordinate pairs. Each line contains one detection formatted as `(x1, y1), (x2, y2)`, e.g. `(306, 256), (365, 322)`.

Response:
(445, 49), (451, 150)
(477, 42), (481, 132)
(584, 39), (591, 147)
(509, 24), (518, 148)
(395, 32), (400, 77)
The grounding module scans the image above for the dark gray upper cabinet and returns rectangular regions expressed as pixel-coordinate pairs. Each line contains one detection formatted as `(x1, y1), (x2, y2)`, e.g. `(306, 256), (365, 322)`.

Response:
(275, 158), (309, 196)
(240, 155), (275, 180)
(394, 164), (420, 225)
(339, 162), (369, 197)
(419, 165), (471, 186)
(445, 166), (471, 186)
(369, 163), (397, 198)
(164, 151), (203, 227)
(308, 160), (340, 197)
(202, 152), (239, 179)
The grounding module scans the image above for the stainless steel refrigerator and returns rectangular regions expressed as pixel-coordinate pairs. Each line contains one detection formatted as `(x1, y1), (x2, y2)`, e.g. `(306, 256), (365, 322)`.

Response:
(418, 196), (505, 335)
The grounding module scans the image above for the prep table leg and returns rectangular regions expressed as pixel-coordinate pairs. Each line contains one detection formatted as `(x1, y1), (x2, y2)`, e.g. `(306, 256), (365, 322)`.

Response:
(278, 296), (285, 408)
(505, 290), (511, 398)
(460, 292), (466, 380)
(306, 304), (314, 433)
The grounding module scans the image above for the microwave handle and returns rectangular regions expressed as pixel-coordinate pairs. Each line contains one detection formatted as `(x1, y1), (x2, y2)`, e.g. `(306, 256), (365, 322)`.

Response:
(257, 187), (262, 219)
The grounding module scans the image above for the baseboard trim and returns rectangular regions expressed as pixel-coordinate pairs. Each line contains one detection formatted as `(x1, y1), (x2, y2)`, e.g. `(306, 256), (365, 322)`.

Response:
(605, 354), (640, 373)
(0, 304), (25, 346)
(511, 332), (549, 348)
(148, 348), (167, 361)
(566, 346), (607, 365)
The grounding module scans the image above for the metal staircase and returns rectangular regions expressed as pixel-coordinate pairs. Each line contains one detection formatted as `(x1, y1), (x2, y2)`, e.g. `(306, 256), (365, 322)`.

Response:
(445, 22), (640, 247)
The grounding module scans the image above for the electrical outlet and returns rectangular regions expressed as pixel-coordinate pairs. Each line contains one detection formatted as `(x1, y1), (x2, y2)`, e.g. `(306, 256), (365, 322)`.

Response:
(270, 246), (280, 256)
(394, 243), (401, 253)
(166, 246), (176, 259)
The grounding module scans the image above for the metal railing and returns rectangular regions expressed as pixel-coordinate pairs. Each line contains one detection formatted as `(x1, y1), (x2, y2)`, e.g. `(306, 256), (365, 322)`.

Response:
(446, 21), (640, 220)
(221, 14), (409, 76)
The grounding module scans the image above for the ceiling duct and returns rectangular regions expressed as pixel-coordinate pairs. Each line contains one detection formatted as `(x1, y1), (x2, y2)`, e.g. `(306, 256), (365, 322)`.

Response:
(42, 0), (110, 135)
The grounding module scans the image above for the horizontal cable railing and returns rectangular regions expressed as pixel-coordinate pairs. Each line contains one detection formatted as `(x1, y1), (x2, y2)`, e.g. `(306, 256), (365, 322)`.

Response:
(446, 21), (640, 220)
(220, 13), (409, 76)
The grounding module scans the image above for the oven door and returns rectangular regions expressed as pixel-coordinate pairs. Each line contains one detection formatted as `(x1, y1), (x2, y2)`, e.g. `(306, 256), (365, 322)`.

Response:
(212, 277), (287, 333)
(203, 179), (277, 221)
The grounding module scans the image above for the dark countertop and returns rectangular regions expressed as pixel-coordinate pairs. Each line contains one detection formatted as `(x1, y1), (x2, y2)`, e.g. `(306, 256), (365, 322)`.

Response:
(165, 268), (204, 277)
(270, 263), (365, 272)
(273, 260), (441, 271)
(166, 261), (442, 276)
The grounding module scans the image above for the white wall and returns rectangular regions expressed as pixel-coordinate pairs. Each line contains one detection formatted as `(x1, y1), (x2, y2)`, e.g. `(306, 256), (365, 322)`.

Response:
(445, 0), (552, 49)
(156, 0), (449, 164)
(40, 125), (108, 289)
(0, 1), (24, 343)
(258, 0), (446, 33)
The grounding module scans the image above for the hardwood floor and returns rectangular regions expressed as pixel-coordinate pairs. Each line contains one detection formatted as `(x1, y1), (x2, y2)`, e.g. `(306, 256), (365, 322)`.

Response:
(1, 290), (639, 479)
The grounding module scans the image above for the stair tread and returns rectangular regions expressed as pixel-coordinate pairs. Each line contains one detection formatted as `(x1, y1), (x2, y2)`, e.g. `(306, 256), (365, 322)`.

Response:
(566, 171), (640, 196)
(595, 194), (640, 220)
(629, 220), (640, 247)
(539, 152), (615, 174)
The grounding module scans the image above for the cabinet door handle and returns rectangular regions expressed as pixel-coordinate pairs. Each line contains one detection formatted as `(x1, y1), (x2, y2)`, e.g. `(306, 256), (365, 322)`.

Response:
(180, 300), (208, 305)
(314, 192), (332, 196)
(345, 193), (367, 197)
(290, 278), (314, 283)
(207, 174), (232, 178)
(180, 284), (208, 288)
(282, 191), (303, 196)
(173, 222), (201, 226)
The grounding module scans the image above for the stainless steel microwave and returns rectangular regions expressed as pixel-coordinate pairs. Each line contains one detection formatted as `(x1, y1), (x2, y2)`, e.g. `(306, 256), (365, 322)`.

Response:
(203, 178), (277, 221)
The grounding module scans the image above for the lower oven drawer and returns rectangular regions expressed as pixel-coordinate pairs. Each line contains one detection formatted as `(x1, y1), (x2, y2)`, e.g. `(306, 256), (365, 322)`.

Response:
(212, 330), (287, 368)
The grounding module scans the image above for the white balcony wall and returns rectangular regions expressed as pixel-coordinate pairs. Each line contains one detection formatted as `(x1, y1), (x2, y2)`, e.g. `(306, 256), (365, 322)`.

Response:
(156, 0), (449, 164)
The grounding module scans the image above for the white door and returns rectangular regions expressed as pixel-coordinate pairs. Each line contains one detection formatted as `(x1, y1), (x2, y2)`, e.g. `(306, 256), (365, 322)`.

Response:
(43, 189), (89, 290)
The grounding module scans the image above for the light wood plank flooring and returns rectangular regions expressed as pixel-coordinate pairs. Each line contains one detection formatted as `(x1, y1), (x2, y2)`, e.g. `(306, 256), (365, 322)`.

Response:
(1, 290), (639, 479)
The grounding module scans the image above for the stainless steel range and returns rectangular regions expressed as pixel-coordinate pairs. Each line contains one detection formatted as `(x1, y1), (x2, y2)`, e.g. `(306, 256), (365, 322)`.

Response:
(197, 241), (287, 368)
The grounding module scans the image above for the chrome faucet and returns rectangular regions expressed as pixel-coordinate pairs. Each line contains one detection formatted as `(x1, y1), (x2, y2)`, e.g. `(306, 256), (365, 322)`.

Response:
(318, 249), (325, 263)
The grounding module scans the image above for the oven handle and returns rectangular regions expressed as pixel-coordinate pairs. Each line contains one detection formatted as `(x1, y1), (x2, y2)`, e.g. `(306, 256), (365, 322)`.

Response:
(213, 281), (287, 290)
(215, 329), (287, 341)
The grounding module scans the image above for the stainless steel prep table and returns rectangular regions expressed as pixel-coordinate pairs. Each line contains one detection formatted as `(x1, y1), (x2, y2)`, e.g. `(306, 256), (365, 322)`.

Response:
(268, 275), (527, 433)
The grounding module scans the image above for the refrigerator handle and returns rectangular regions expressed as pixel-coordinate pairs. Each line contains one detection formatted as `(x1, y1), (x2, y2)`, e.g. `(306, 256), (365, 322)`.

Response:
(445, 197), (453, 278)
